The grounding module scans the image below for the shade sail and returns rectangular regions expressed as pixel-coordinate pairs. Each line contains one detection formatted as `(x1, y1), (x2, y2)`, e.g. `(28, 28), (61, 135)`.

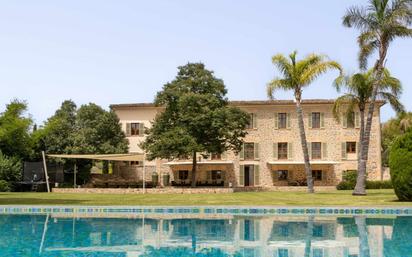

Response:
(47, 153), (144, 162)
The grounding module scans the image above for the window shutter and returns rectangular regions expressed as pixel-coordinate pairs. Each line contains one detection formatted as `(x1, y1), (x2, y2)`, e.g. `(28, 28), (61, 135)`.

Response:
(356, 142), (360, 158)
(342, 116), (348, 128)
(207, 170), (211, 180)
(322, 143), (327, 159)
(252, 113), (257, 129)
(355, 112), (360, 128)
(239, 165), (245, 186)
(308, 113), (313, 128)
(320, 113), (325, 128)
(274, 113), (279, 129)
(287, 113), (291, 129)
(138, 123), (145, 136)
(221, 151), (227, 160)
(273, 170), (278, 182)
(254, 143), (260, 160)
(273, 143), (278, 160)
(222, 171), (226, 180)
(254, 165), (260, 186)
(308, 143), (312, 160)
(240, 144), (244, 160)
(126, 123), (131, 136)
(341, 142), (347, 160)
(288, 142), (293, 160)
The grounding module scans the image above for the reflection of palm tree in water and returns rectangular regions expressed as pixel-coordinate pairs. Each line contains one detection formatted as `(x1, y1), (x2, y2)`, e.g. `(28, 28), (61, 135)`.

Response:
(304, 215), (314, 257)
(355, 216), (370, 257)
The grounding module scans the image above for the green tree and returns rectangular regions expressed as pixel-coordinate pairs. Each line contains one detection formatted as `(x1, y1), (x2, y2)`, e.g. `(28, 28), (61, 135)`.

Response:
(72, 103), (128, 155)
(389, 130), (412, 201)
(382, 112), (412, 165)
(0, 151), (22, 187)
(32, 100), (77, 156)
(0, 100), (32, 159)
(141, 63), (249, 187)
(343, 0), (412, 195)
(267, 51), (342, 193)
(333, 69), (404, 182)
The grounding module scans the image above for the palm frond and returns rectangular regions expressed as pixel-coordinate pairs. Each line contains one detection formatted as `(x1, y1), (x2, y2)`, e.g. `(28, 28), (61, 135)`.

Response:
(377, 92), (405, 113)
(266, 78), (291, 99)
(300, 61), (342, 86)
(333, 94), (359, 122)
(343, 6), (372, 30)
(271, 54), (293, 79)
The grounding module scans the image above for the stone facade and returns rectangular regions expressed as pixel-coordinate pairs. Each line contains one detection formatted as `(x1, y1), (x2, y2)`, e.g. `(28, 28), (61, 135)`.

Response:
(111, 99), (384, 188)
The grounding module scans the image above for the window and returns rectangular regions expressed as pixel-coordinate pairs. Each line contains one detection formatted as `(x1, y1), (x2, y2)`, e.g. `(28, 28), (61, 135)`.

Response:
(312, 112), (321, 128)
(277, 170), (288, 181)
(313, 225), (324, 237)
(211, 153), (221, 160)
(278, 113), (287, 129)
(347, 112), (355, 128)
(178, 170), (189, 180)
(211, 170), (222, 180)
(311, 142), (322, 159)
(278, 225), (289, 237)
(130, 161), (140, 166)
(312, 170), (322, 181)
(278, 143), (288, 160)
(346, 142), (357, 153)
(278, 249), (289, 257)
(246, 113), (255, 129)
(130, 123), (141, 136)
(244, 143), (255, 160)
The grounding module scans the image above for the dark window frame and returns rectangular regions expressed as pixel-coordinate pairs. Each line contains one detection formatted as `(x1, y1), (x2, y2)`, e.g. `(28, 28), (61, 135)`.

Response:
(312, 170), (322, 181)
(346, 142), (357, 154)
(278, 113), (287, 129)
(130, 122), (141, 136)
(178, 170), (189, 180)
(311, 142), (322, 159)
(277, 170), (288, 181)
(312, 112), (321, 129)
(244, 143), (255, 160)
(278, 142), (288, 160)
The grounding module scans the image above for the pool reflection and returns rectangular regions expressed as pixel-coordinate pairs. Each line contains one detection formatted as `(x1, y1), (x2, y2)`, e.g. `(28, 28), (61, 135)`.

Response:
(0, 214), (411, 257)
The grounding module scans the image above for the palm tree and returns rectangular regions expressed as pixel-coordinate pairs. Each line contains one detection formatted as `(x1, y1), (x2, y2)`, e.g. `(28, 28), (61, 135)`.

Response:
(343, 0), (412, 195)
(333, 69), (404, 193)
(267, 51), (342, 193)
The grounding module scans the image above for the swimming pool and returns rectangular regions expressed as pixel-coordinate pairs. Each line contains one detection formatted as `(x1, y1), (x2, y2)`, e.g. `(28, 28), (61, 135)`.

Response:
(1, 206), (411, 257)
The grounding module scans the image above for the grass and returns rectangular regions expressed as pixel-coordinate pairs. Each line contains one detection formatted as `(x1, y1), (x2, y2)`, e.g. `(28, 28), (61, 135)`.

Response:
(0, 189), (411, 206)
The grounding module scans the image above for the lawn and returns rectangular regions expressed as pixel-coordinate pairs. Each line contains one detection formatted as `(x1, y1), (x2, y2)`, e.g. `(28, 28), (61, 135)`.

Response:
(0, 189), (410, 206)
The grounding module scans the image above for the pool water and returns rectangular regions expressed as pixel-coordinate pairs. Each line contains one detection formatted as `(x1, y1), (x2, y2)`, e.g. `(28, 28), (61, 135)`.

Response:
(1, 211), (411, 257)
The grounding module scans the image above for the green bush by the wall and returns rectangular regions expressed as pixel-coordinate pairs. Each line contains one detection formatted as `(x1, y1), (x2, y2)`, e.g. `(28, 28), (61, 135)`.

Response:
(389, 131), (412, 201)
(336, 170), (393, 190)
(0, 180), (10, 192)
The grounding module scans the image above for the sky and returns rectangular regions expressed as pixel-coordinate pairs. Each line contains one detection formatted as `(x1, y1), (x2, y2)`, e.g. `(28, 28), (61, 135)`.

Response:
(0, 0), (411, 124)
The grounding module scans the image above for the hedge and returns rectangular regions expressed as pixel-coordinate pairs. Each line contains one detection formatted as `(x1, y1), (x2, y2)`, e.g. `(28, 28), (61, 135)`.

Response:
(389, 131), (412, 201)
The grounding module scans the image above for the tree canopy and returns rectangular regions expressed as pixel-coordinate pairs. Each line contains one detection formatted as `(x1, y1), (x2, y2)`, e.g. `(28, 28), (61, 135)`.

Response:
(0, 100), (33, 159)
(142, 63), (249, 187)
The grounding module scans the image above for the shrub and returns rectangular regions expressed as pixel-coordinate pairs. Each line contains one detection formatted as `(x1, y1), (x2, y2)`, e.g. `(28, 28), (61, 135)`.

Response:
(0, 180), (10, 192)
(366, 180), (393, 189)
(389, 132), (412, 201)
(0, 152), (22, 183)
(336, 170), (357, 190)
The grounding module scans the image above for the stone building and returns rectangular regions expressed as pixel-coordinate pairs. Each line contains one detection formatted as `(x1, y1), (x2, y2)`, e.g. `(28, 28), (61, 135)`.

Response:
(110, 99), (384, 188)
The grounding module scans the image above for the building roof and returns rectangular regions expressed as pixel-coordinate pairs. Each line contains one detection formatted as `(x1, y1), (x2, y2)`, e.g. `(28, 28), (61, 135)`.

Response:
(110, 99), (386, 109)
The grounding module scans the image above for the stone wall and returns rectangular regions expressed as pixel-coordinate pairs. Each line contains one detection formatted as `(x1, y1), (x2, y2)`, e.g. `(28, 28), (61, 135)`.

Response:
(113, 101), (383, 187)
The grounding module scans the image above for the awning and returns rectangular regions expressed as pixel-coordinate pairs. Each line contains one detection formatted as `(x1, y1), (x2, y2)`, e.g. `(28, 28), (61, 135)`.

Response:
(268, 160), (340, 165)
(165, 160), (234, 165)
(47, 153), (144, 162)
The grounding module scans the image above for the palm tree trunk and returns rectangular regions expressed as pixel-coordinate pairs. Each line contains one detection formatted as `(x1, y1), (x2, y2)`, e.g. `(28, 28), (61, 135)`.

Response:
(354, 109), (366, 195)
(304, 215), (314, 257)
(296, 100), (314, 193)
(191, 151), (197, 188)
(355, 216), (371, 257)
(354, 46), (387, 196)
